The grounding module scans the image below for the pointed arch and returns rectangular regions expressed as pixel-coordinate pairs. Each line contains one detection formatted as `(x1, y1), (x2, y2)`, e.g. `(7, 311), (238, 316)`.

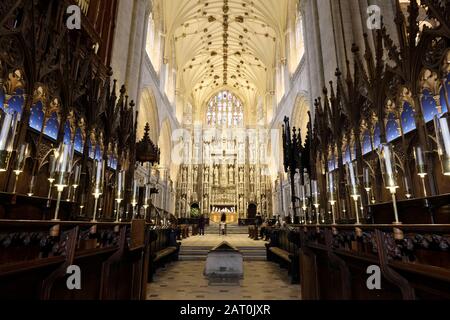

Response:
(138, 88), (160, 143)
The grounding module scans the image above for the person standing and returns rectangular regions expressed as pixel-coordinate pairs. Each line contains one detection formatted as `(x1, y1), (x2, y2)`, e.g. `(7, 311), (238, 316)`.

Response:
(198, 214), (206, 236)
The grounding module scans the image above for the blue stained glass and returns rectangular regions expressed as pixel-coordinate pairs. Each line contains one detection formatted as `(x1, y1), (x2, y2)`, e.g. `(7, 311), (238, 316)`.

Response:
(401, 102), (416, 134)
(373, 123), (381, 148)
(95, 145), (102, 161)
(63, 122), (71, 145)
(0, 88), (4, 110)
(8, 88), (25, 118)
(88, 139), (94, 159)
(440, 73), (450, 115)
(328, 159), (335, 172)
(29, 101), (44, 131)
(422, 89), (439, 123)
(43, 112), (59, 140)
(386, 113), (400, 142)
(344, 147), (351, 164)
(74, 128), (84, 153)
(108, 156), (118, 170)
(362, 131), (372, 155)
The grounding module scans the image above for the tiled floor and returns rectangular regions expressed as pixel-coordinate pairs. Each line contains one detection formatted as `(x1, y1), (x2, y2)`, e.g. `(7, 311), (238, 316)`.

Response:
(147, 234), (301, 300)
(180, 234), (268, 247)
(146, 261), (301, 300)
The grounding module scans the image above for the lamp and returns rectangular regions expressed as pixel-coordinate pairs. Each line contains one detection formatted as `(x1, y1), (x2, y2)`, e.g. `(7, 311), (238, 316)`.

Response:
(299, 184), (307, 224)
(414, 146), (428, 197)
(345, 161), (361, 225)
(363, 167), (376, 204)
(378, 143), (403, 239)
(67, 163), (81, 202)
(143, 177), (151, 220)
(53, 143), (73, 221)
(115, 170), (125, 222)
(12, 143), (30, 193)
(311, 180), (320, 225)
(46, 152), (58, 207)
(327, 171), (337, 225)
(131, 179), (139, 218)
(91, 159), (105, 222)
(434, 114), (450, 176)
(0, 110), (19, 172)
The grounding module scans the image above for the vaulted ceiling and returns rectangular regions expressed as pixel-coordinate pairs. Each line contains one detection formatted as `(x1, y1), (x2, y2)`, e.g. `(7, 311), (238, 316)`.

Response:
(157, 0), (289, 120)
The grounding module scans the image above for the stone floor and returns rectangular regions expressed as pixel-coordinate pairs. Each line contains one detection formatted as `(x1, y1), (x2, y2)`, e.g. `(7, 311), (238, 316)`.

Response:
(180, 233), (268, 247)
(146, 261), (301, 300)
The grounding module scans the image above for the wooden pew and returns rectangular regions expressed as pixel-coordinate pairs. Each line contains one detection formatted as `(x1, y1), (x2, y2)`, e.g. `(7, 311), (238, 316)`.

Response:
(147, 227), (180, 282)
(265, 227), (300, 284)
(0, 220), (148, 300)
(296, 224), (450, 300)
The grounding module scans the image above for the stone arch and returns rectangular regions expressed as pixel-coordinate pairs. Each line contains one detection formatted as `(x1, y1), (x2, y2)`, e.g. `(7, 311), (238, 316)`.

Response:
(158, 118), (173, 173)
(291, 94), (310, 144)
(138, 88), (159, 143)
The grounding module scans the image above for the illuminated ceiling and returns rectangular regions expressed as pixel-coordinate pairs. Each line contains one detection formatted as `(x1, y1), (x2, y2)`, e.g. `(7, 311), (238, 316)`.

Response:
(158, 0), (289, 117)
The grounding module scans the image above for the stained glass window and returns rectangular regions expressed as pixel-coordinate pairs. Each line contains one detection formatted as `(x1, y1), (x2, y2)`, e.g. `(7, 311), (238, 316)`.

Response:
(373, 123), (381, 149)
(401, 102), (416, 134)
(29, 101), (45, 131)
(362, 130), (372, 155)
(63, 122), (72, 145)
(108, 155), (118, 170)
(95, 145), (102, 161)
(0, 87), (4, 111)
(8, 88), (25, 119)
(88, 138), (95, 159)
(206, 90), (243, 127)
(344, 146), (351, 164)
(386, 113), (400, 142)
(43, 112), (59, 140)
(74, 128), (84, 153)
(440, 73), (450, 115)
(422, 89), (439, 123)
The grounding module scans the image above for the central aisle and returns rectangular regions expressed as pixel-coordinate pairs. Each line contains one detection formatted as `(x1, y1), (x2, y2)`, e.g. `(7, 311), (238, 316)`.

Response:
(146, 233), (301, 300)
(146, 260), (301, 300)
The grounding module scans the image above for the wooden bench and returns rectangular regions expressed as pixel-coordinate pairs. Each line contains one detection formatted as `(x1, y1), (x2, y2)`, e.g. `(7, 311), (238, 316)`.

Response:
(265, 228), (300, 284)
(148, 228), (180, 282)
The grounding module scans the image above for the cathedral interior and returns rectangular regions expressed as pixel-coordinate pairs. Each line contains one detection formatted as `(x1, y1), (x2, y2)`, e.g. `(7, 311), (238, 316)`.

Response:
(0, 0), (449, 306)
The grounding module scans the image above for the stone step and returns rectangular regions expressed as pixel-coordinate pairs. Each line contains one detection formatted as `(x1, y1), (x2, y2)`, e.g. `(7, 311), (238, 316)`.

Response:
(180, 245), (267, 261)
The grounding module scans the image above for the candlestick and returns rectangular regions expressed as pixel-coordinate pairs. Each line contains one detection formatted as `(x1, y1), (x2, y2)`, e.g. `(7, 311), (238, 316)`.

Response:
(91, 159), (105, 222)
(0, 110), (19, 172)
(434, 114), (450, 176)
(131, 179), (139, 218)
(12, 143), (30, 193)
(53, 143), (73, 221)
(115, 170), (125, 222)
(327, 171), (337, 225)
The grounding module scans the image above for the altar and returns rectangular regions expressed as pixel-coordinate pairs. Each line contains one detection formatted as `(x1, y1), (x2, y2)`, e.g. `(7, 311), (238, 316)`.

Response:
(210, 213), (238, 224)
(210, 206), (238, 224)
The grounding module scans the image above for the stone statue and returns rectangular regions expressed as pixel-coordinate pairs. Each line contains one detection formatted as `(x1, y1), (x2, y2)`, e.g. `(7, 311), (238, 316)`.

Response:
(203, 195), (208, 212)
(214, 166), (219, 185)
(182, 167), (187, 182)
(228, 165), (234, 184)
(239, 168), (244, 183)
(193, 166), (198, 183)
(239, 196), (244, 210)
(204, 167), (209, 182)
